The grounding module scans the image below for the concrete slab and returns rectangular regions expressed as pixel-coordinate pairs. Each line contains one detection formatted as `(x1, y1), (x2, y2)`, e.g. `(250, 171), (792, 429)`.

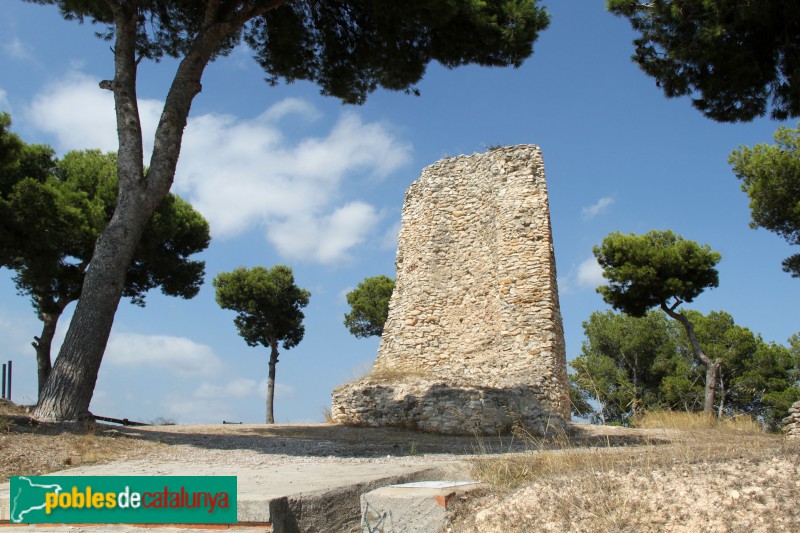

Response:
(1, 459), (466, 532)
(361, 480), (485, 533)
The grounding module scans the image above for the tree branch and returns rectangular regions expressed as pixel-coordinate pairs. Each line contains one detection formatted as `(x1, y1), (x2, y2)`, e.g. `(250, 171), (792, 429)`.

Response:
(145, 1), (287, 202)
(103, 0), (124, 12)
(660, 302), (712, 366)
(107, 0), (145, 193)
(230, 0), (290, 27)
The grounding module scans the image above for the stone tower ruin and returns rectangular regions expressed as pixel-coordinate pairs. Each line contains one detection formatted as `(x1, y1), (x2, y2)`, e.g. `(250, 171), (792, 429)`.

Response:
(332, 145), (569, 434)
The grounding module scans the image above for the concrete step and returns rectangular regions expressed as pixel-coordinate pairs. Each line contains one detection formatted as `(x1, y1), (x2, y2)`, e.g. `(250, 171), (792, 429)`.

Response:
(361, 480), (485, 533)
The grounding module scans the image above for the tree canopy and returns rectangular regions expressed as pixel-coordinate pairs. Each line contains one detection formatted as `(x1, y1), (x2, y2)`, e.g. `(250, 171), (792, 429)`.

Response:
(594, 230), (723, 414)
(729, 123), (800, 278)
(571, 309), (800, 429)
(570, 310), (679, 425)
(213, 265), (310, 423)
(607, 0), (800, 122)
(344, 275), (395, 338)
(594, 230), (721, 317)
(30, 0), (552, 421)
(0, 113), (210, 395)
(35, 0), (551, 105)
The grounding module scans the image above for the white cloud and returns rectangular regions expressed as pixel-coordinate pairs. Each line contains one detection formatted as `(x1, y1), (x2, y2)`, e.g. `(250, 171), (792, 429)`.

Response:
(381, 219), (402, 250)
(162, 378), (294, 423)
(338, 286), (354, 305)
(88, 389), (118, 417)
(176, 107), (409, 261)
(277, 383), (294, 399)
(161, 394), (238, 424)
(193, 378), (259, 399)
(581, 196), (615, 219)
(25, 72), (412, 264)
(0, 89), (9, 111)
(3, 37), (33, 61)
(193, 377), (294, 400)
(27, 73), (162, 157)
(576, 256), (606, 289)
(558, 256), (607, 295)
(261, 97), (320, 122)
(105, 332), (223, 378)
(266, 202), (381, 263)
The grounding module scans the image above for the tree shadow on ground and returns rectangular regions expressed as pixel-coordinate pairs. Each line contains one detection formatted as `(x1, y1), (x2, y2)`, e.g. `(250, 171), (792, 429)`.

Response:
(0, 400), (668, 460)
(101, 421), (668, 459)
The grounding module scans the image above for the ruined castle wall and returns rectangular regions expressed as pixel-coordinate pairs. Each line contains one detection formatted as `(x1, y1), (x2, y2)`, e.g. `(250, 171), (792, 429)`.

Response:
(332, 146), (569, 433)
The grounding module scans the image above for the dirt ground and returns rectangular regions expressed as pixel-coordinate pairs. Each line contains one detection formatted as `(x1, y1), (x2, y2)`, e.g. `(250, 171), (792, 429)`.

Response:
(2, 400), (798, 532)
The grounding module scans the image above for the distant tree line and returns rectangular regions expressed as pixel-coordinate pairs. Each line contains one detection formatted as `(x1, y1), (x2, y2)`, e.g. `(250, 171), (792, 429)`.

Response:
(574, 229), (800, 430)
(571, 309), (800, 430)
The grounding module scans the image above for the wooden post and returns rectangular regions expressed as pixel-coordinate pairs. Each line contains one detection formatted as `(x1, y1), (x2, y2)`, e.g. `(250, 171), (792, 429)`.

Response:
(1, 363), (5, 399)
(6, 361), (10, 401)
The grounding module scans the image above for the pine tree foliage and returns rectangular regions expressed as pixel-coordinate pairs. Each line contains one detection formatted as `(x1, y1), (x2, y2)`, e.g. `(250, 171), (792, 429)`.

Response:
(608, 0), (800, 121)
(730, 123), (800, 277)
(213, 265), (310, 423)
(0, 113), (210, 395)
(571, 309), (800, 429)
(344, 275), (394, 338)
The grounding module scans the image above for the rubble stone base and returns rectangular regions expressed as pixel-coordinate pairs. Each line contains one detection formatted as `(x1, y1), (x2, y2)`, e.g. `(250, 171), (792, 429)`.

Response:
(331, 376), (565, 435)
(783, 401), (800, 439)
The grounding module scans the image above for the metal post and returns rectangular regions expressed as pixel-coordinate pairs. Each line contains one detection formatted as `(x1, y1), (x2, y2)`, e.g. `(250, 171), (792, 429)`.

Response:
(6, 361), (10, 401)
(1, 363), (5, 400)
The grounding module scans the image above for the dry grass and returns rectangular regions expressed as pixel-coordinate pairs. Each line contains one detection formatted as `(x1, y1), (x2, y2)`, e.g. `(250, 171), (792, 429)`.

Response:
(362, 365), (434, 383)
(633, 409), (764, 433)
(0, 414), (12, 434)
(321, 406), (334, 424)
(470, 411), (768, 491)
(0, 401), (163, 483)
(452, 413), (799, 532)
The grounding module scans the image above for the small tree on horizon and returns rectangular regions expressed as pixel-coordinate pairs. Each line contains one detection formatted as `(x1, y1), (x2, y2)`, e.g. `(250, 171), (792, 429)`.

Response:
(213, 265), (310, 424)
(344, 275), (395, 339)
(594, 230), (723, 415)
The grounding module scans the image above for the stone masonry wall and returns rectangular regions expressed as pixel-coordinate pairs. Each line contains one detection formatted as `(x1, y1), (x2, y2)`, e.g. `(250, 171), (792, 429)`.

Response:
(332, 146), (569, 434)
(784, 401), (800, 439)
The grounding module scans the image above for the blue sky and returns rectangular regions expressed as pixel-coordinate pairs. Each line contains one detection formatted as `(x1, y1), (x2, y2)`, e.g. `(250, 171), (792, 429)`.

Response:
(0, 1), (797, 424)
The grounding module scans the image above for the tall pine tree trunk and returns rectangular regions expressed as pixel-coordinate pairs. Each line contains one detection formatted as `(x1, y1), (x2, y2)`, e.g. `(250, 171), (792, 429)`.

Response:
(32, 302), (69, 399)
(266, 341), (279, 424)
(35, 213), (150, 420)
(662, 303), (720, 415)
(34, 4), (221, 421)
(33, 313), (56, 398)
